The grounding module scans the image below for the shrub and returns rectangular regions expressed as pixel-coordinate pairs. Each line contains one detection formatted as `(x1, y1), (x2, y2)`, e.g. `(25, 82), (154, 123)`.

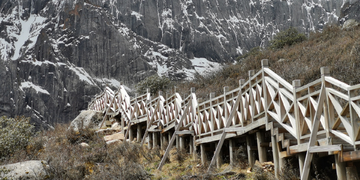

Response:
(270, 27), (307, 49)
(136, 74), (171, 95)
(251, 166), (276, 180)
(66, 127), (97, 144)
(237, 46), (262, 61)
(0, 116), (34, 161)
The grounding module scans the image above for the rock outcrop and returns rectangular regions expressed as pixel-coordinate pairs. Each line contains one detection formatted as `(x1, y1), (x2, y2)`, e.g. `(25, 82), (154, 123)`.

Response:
(69, 110), (104, 131)
(0, 160), (48, 180)
(0, 0), (359, 127)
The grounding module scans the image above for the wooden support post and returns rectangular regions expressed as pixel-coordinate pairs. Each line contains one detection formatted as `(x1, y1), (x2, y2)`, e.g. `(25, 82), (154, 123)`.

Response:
(216, 142), (222, 169)
(137, 124), (141, 142)
(179, 136), (185, 150)
(247, 135), (255, 167)
(162, 133), (168, 150)
(271, 135), (280, 178)
(298, 153), (305, 176)
(168, 132), (172, 146)
(189, 137), (193, 156)
(256, 131), (267, 163)
(192, 137), (197, 159)
(153, 132), (158, 148)
(278, 141), (286, 171)
(176, 135), (179, 149)
(160, 132), (164, 150)
(335, 154), (346, 180)
(148, 133), (152, 149)
(129, 126), (134, 141)
(121, 117), (124, 132)
(201, 144), (206, 165)
(229, 139), (234, 166)
(346, 166), (359, 180)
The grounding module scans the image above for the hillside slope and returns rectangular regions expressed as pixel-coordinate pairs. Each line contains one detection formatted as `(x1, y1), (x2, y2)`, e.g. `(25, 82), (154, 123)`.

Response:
(175, 23), (360, 101)
(0, 0), (359, 127)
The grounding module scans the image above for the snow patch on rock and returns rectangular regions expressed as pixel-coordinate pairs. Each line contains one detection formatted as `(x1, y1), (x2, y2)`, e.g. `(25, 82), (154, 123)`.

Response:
(20, 81), (50, 95)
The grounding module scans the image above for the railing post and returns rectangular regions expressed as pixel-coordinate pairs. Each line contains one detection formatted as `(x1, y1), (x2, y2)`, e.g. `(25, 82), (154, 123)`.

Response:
(346, 80), (358, 149)
(223, 86), (230, 167)
(210, 92), (216, 136)
(191, 87), (195, 94)
(261, 59), (270, 136)
(293, 79), (304, 176)
(293, 80), (301, 144)
(249, 70), (255, 123)
(258, 61), (270, 167)
(239, 79), (245, 126)
(190, 87), (197, 159)
(301, 67), (328, 180)
(320, 67), (332, 144)
(166, 92), (169, 125)
(224, 86), (229, 121)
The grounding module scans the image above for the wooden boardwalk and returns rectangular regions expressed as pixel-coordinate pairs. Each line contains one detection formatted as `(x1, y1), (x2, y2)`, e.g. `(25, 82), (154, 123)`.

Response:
(88, 60), (360, 180)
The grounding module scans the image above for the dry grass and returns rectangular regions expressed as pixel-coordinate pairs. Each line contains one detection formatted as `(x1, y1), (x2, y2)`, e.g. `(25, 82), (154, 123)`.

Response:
(0, 121), (306, 179)
(173, 25), (360, 101)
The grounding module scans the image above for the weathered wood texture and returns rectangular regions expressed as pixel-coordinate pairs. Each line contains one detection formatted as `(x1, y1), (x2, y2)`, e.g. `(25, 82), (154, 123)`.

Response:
(88, 59), (360, 179)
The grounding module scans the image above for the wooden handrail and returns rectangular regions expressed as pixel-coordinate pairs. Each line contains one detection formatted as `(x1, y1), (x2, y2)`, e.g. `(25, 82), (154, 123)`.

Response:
(87, 62), (360, 179)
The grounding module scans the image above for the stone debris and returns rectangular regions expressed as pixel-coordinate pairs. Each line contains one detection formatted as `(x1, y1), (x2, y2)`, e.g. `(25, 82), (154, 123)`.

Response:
(111, 122), (121, 130)
(106, 139), (121, 145)
(254, 160), (274, 173)
(104, 132), (125, 142)
(80, 142), (90, 147)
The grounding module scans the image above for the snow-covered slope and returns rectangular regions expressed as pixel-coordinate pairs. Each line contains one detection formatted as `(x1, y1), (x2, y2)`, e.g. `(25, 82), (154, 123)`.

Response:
(0, 0), (358, 127)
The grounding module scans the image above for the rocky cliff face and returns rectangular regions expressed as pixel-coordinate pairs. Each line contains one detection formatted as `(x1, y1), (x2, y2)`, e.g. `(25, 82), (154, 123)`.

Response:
(0, 0), (359, 127)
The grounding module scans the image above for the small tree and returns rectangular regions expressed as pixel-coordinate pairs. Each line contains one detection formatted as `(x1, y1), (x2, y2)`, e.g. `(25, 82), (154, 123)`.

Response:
(0, 116), (34, 160)
(270, 27), (306, 49)
(136, 75), (171, 95)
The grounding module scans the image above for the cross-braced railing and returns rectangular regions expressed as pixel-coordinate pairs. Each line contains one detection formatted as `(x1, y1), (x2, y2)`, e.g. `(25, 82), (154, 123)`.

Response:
(87, 59), (360, 180)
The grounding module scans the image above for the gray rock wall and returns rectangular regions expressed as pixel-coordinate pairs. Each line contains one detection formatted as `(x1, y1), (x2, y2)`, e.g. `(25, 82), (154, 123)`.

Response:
(0, 0), (359, 127)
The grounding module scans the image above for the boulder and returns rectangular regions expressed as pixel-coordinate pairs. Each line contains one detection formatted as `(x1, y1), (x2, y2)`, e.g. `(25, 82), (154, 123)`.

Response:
(0, 160), (48, 180)
(69, 110), (103, 131)
(342, 19), (359, 30)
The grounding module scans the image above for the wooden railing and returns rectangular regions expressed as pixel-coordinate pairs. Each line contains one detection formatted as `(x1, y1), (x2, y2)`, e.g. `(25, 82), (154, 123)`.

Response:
(87, 59), (360, 180)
